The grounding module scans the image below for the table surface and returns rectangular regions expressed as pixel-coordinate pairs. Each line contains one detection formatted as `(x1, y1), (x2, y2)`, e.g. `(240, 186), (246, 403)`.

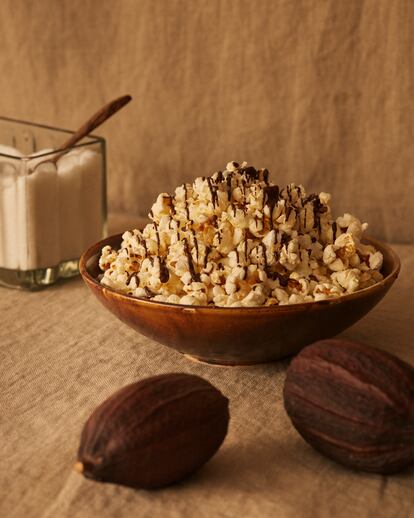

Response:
(2, 216), (414, 518)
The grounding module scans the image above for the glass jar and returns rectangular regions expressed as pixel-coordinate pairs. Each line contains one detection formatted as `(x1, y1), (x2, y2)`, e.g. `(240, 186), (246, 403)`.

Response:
(0, 116), (107, 289)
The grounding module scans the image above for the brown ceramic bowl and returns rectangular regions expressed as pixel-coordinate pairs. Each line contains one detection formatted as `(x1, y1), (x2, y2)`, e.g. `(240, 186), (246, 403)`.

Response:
(80, 234), (400, 366)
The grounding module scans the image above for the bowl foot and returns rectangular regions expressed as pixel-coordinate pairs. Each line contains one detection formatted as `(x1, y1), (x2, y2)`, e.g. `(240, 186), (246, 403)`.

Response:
(183, 354), (266, 367)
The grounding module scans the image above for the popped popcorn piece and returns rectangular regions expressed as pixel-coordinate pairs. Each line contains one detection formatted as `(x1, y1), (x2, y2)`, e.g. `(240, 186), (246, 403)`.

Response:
(323, 245), (337, 265)
(313, 283), (343, 301)
(334, 233), (356, 259)
(369, 251), (383, 270)
(331, 269), (361, 293)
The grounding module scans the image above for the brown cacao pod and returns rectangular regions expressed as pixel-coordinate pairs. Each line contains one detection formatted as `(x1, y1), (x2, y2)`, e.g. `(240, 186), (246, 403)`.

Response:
(283, 339), (414, 474)
(76, 373), (229, 489)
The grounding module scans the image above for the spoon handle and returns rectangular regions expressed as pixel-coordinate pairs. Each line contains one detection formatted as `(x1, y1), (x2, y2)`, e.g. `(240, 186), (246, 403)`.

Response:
(49, 94), (132, 164)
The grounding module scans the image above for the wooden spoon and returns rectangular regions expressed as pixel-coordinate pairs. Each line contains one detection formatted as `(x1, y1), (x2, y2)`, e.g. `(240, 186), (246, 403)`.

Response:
(31, 94), (132, 171)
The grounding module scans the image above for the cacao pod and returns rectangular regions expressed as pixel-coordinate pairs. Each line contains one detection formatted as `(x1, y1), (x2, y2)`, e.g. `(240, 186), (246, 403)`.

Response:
(283, 338), (414, 474)
(76, 373), (229, 488)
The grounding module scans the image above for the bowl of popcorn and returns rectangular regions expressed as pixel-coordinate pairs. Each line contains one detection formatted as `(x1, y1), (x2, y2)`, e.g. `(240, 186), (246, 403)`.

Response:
(80, 162), (400, 365)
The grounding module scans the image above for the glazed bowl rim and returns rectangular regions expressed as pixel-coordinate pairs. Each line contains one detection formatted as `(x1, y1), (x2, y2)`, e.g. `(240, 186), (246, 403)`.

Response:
(80, 233), (401, 313)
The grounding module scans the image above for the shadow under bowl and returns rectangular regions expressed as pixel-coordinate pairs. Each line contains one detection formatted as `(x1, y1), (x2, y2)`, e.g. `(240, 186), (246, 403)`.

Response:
(80, 234), (400, 366)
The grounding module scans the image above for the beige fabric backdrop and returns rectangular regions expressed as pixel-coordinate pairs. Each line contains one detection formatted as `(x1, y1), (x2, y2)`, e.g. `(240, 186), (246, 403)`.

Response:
(0, 0), (412, 242)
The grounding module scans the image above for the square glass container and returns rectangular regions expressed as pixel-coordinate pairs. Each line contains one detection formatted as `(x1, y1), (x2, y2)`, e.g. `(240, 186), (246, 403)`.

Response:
(0, 116), (107, 289)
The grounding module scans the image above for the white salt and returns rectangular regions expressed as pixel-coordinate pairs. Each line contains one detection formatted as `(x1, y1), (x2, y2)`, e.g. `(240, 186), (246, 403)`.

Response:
(0, 145), (104, 271)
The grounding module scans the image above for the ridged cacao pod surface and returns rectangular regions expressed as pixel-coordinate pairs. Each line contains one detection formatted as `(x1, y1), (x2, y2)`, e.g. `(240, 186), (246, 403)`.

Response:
(283, 339), (414, 474)
(76, 373), (229, 489)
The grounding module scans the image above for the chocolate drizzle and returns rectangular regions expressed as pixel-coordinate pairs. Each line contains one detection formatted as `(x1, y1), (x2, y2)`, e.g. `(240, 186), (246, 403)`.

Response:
(259, 243), (268, 267)
(264, 185), (279, 208)
(190, 228), (199, 262)
(315, 214), (321, 233)
(159, 259), (170, 283)
(204, 246), (211, 268)
(264, 185), (279, 227)
(226, 175), (232, 201)
(304, 193), (327, 235)
(265, 267), (289, 287)
(285, 205), (292, 222)
(207, 177), (218, 207)
(281, 232), (290, 246)
(144, 286), (155, 298)
(242, 166), (259, 180)
(304, 193), (318, 204)
(278, 273), (289, 287)
(332, 221), (337, 241)
(183, 238), (200, 282)
(266, 269), (278, 281)
(127, 271), (140, 287)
